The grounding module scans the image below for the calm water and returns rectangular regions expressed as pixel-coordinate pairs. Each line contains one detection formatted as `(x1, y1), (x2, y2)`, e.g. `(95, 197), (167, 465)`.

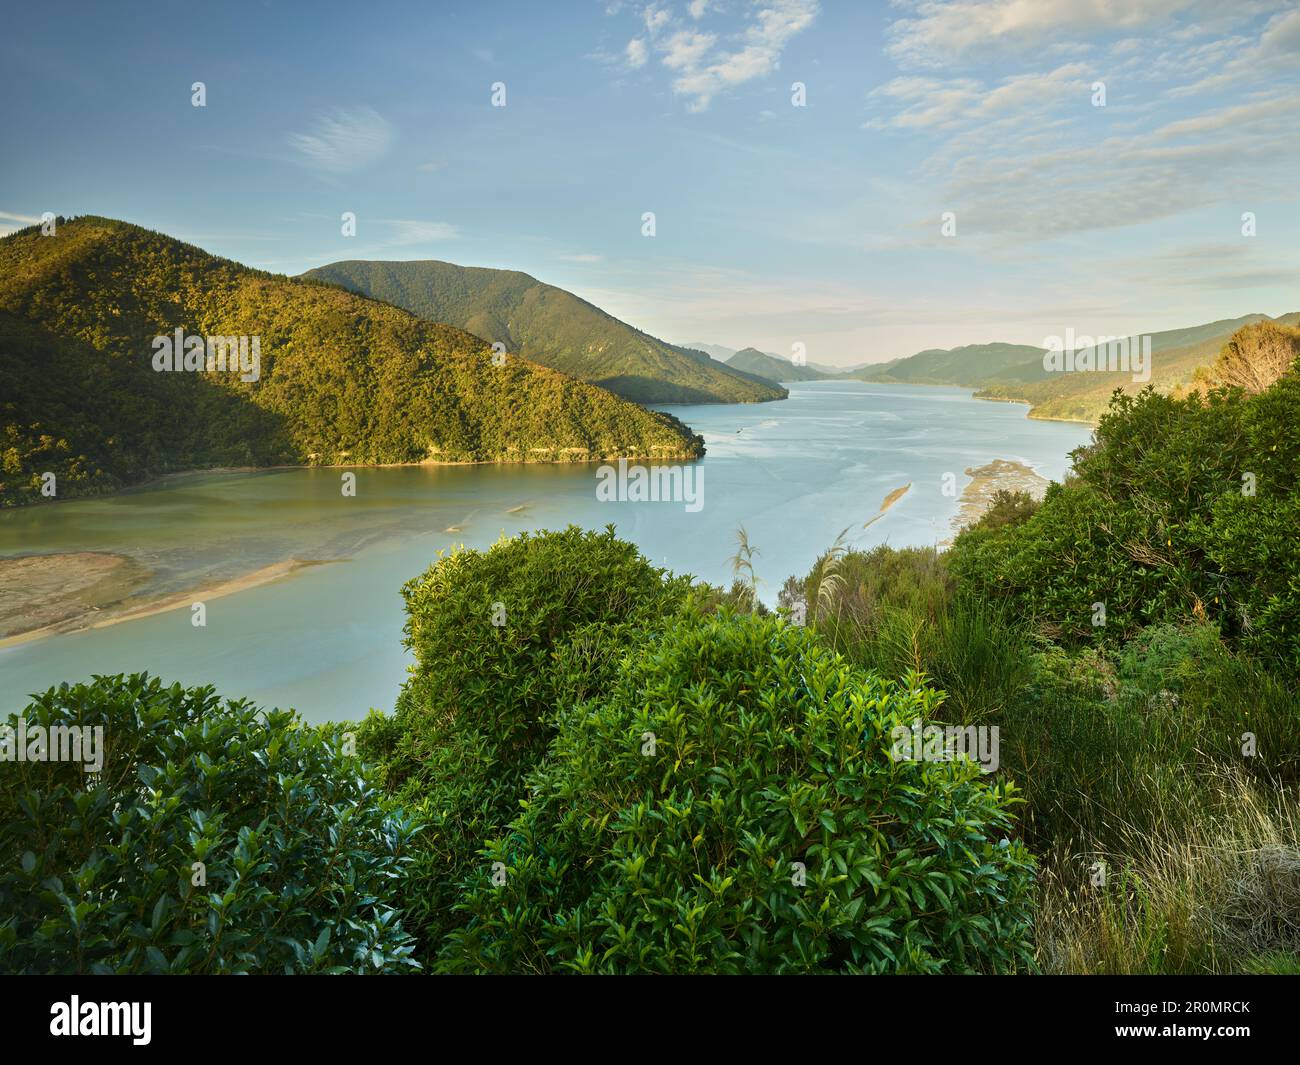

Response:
(0, 383), (1091, 722)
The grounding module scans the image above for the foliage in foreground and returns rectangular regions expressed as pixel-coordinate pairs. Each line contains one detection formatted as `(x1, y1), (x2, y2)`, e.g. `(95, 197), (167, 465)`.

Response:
(357, 526), (693, 962)
(950, 362), (1300, 674)
(793, 532), (1299, 972)
(1036, 771), (1300, 975)
(0, 674), (419, 974)
(440, 610), (1036, 974)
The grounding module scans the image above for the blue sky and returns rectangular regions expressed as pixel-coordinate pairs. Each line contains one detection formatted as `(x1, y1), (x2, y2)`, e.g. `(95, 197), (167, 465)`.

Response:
(2, 0), (1298, 364)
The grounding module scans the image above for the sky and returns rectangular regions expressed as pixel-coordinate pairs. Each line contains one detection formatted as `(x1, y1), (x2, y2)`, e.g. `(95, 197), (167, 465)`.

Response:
(2, 0), (1298, 366)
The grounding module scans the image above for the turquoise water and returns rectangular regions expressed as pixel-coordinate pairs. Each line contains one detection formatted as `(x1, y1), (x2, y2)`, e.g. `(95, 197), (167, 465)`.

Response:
(0, 383), (1091, 722)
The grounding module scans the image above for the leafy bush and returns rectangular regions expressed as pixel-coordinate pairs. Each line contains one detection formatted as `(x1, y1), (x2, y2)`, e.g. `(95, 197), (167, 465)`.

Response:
(0, 674), (419, 974)
(360, 526), (693, 960)
(440, 610), (1036, 974)
(950, 369), (1300, 674)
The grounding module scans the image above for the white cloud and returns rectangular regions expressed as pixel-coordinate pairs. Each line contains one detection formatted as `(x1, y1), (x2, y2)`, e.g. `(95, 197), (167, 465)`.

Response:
(868, 63), (1089, 133)
(626, 37), (649, 68)
(644, 3), (673, 34)
(559, 252), (604, 263)
(661, 29), (716, 70)
(663, 0), (819, 111)
(288, 107), (394, 174)
(377, 219), (460, 245)
(866, 5), (1300, 244)
(886, 0), (1215, 67)
(0, 209), (43, 236)
(1168, 6), (1300, 96)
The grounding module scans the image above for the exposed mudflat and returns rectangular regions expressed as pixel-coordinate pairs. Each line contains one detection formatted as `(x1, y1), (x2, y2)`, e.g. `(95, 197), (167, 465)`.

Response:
(951, 459), (1050, 534)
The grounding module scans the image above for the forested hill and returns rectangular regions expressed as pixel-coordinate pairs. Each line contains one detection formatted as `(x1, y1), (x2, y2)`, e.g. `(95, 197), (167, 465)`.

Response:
(0, 217), (703, 506)
(725, 346), (836, 382)
(303, 258), (787, 405)
(851, 342), (1048, 386)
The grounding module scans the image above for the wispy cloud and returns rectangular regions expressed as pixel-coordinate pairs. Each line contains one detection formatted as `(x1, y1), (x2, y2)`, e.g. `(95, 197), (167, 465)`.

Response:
(376, 219), (460, 245)
(868, 5), (1300, 243)
(288, 107), (394, 174)
(885, 0), (1244, 68)
(868, 63), (1089, 131)
(611, 0), (819, 111)
(1168, 6), (1300, 97)
(0, 209), (42, 236)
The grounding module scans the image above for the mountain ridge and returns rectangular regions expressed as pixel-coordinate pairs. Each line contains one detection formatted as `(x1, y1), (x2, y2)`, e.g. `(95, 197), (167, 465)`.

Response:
(725, 346), (835, 382)
(850, 313), (1299, 422)
(303, 259), (787, 406)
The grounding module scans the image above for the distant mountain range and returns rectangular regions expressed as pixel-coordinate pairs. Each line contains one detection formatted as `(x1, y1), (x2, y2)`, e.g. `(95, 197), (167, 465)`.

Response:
(688, 312), (1300, 422)
(973, 314), (1300, 422)
(685, 342), (855, 377)
(0, 217), (703, 506)
(681, 341), (739, 363)
(303, 261), (785, 406)
(855, 314), (1300, 422)
(5, 216), (1288, 512)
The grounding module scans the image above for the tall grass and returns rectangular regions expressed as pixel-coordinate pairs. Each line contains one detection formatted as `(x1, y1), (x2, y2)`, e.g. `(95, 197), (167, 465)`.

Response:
(1036, 770), (1300, 974)
(791, 542), (1300, 974)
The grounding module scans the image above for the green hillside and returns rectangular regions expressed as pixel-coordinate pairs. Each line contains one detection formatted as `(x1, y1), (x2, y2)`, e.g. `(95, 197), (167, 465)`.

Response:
(976, 314), (1284, 423)
(0, 217), (703, 506)
(303, 259), (786, 405)
(725, 346), (834, 382)
(852, 341), (1048, 387)
(850, 315), (1297, 423)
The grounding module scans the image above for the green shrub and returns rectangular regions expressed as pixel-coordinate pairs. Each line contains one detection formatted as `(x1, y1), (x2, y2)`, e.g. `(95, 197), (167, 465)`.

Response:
(0, 674), (419, 974)
(360, 525), (693, 960)
(950, 372), (1300, 674)
(440, 610), (1036, 974)
(971, 489), (1040, 532)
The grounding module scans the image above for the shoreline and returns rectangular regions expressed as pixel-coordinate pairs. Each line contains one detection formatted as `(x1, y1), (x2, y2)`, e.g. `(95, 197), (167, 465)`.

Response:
(2, 383), (1093, 514)
(949, 459), (1051, 538)
(848, 378), (1098, 427)
(1, 449), (708, 511)
(0, 556), (337, 647)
